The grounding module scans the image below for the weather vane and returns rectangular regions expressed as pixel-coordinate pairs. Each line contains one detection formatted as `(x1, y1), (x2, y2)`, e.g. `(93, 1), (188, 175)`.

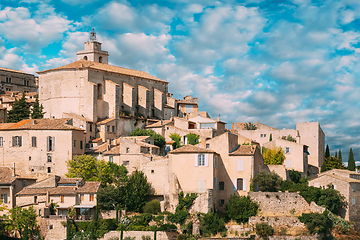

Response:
(90, 27), (96, 41)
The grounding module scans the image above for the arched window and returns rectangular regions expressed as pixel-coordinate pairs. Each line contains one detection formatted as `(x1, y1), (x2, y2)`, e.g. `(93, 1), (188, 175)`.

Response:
(99, 56), (102, 63)
(83, 56), (88, 60)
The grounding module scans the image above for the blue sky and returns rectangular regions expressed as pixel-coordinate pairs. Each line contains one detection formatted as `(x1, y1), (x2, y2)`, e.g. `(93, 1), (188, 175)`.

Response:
(1, 0), (360, 163)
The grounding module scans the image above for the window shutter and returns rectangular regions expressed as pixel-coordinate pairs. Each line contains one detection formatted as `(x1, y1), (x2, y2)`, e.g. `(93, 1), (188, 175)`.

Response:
(47, 137), (50, 151)
(237, 159), (244, 171)
(19, 136), (22, 147)
(233, 179), (237, 191)
(52, 136), (55, 151)
(205, 154), (209, 167)
(198, 179), (205, 193)
(12, 136), (15, 147)
(194, 154), (198, 167)
(286, 160), (291, 168)
(243, 178), (247, 191)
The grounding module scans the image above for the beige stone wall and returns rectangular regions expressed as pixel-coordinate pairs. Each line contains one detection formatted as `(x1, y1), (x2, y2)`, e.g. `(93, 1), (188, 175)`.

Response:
(0, 68), (37, 92)
(0, 129), (84, 179)
(142, 158), (170, 196)
(100, 231), (178, 240)
(249, 216), (307, 236)
(39, 218), (67, 240)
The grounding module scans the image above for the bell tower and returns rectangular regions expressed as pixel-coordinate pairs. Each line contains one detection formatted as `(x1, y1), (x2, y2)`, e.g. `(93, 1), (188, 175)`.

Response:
(77, 28), (109, 64)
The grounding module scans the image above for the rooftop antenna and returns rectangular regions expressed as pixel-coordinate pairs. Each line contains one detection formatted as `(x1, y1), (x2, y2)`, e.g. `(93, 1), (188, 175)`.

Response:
(90, 27), (96, 41)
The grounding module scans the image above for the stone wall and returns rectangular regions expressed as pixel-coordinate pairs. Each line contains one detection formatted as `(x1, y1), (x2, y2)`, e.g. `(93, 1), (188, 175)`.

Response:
(249, 216), (307, 235)
(99, 210), (117, 219)
(99, 231), (178, 240)
(248, 192), (325, 217)
(39, 218), (67, 240)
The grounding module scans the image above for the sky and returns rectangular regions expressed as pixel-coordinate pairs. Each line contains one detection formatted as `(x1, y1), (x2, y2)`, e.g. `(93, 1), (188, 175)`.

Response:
(0, 0), (360, 163)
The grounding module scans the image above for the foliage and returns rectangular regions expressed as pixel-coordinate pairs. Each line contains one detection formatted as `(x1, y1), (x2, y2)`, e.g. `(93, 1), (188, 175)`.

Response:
(167, 210), (189, 225)
(176, 191), (197, 212)
(186, 133), (199, 145)
(325, 145), (330, 158)
(199, 211), (226, 237)
(177, 234), (197, 240)
(67, 155), (128, 185)
(281, 134), (296, 142)
(269, 133), (272, 142)
(339, 149), (342, 161)
(7, 206), (41, 239)
(157, 223), (177, 231)
(142, 236), (151, 240)
(325, 210), (351, 233)
(30, 95), (45, 119)
(49, 200), (59, 215)
(244, 122), (257, 130)
(7, 92), (30, 123)
(252, 170), (283, 192)
(97, 185), (124, 210)
(335, 151), (338, 159)
(262, 147), (285, 165)
(348, 148), (355, 171)
(226, 195), (259, 224)
(289, 170), (301, 183)
(170, 133), (182, 149)
(143, 200), (161, 214)
(298, 212), (331, 234)
(131, 128), (166, 149)
(255, 222), (274, 237)
(324, 156), (345, 171)
(68, 206), (76, 218)
(320, 161), (328, 173)
(124, 170), (151, 212)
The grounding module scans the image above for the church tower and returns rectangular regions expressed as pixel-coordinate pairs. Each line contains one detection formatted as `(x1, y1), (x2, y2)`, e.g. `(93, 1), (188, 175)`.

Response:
(77, 28), (109, 64)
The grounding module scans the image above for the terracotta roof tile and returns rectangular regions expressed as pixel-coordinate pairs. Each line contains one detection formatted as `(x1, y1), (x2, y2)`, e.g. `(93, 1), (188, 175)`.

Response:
(229, 145), (257, 156)
(38, 59), (168, 83)
(169, 144), (216, 154)
(97, 118), (116, 125)
(103, 145), (120, 155)
(146, 119), (172, 128)
(0, 167), (15, 184)
(0, 118), (83, 131)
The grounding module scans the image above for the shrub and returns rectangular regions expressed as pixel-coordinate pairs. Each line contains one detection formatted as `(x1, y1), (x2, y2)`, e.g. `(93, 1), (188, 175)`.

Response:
(176, 191), (197, 212)
(157, 223), (177, 231)
(199, 212), (226, 236)
(289, 170), (301, 183)
(262, 147), (285, 165)
(298, 212), (331, 234)
(252, 170), (282, 192)
(226, 195), (259, 224)
(143, 200), (161, 214)
(255, 223), (274, 237)
(142, 236), (151, 240)
(167, 210), (189, 225)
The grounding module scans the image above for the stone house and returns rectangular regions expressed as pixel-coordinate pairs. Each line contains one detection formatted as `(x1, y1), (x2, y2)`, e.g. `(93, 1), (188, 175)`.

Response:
(177, 95), (198, 119)
(0, 67), (37, 93)
(308, 169), (360, 226)
(16, 175), (101, 219)
(0, 166), (36, 212)
(0, 118), (85, 180)
(38, 31), (169, 139)
(233, 121), (325, 174)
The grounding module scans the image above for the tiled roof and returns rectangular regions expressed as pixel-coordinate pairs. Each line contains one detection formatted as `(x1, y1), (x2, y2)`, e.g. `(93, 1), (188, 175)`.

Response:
(169, 144), (216, 154)
(0, 119), (84, 131)
(97, 118), (116, 125)
(312, 173), (360, 183)
(0, 67), (27, 74)
(115, 136), (150, 145)
(0, 167), (15, 184)
(146, 119), (172, 128)
(63, 112), (93, 122)
(136, 141), (159, 148)
(91, 138), (102, 143)
(37, 59), (168, 83)
(103, 145), (120, 155)
(91, 142), (109, 153)
(77, 182), (101, 193)
(58, 178), (84, 184)
(229, 145), (257, 156)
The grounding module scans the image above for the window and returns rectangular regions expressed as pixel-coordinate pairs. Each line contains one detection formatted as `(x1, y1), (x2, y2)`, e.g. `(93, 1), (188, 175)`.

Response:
(219, 181), (225, 190)
(126, 148), (129, 153)
(260, 134), (267, 137)
(219, 199), (225, 207)
(22, 180), (27, 187)
(12, 136), (22, 147)
(353, 185), (356, 192)
(123, 161), (129, 166)
(83, 56), (88, 60)
(47, 136), (55, 151)
(47, 155), (52, 163)
(0, 137), (3, 147)
(73, 140), (77, 148)
(99, 56), (103, 63)
(206, 143), (210, 149)
(1, 193), (7, 203)
(198, 154), (205, 166)
(39, 209), (42, 216)
(29, 156), (31, 161)
(237, 178), (243, 191)
(31, 136), (36, 147)
(49, 224), (53, 230)
(97, 84), (102, 99)
(213, 177), (217, 190)
(90, 194), (94, 201)
(6, 77), (11, 83)
(24, 80), (29, 86)
(112, 126), (115, 132)
(107, 126), (110, 132)
(34, 196), (37, 203)
(80, 194), (84, 202)
(47, 167), (51, 173)
(5, 88), (11, 91)
(109, 156), (113, 163)
(285, 147), (290, 154)
(151, 170), (154, 173)
(89, 124), (92, 132)
(80, 141), (83, 150)
(214, 156), (217, 168)
(353, 198), (356, 205)
(60, 195), (64, 203)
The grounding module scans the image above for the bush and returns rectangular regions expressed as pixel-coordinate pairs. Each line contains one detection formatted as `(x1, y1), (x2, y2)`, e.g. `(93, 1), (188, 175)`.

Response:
(289, 170), (301, 183)
(298, 212), (331, 234)
(252, 170), (282, 192)
(167, 210), (189, 225)
(255, 222), (274, 237)
(262, 147), (285, 165)
(157, 223), (177, 231)
(143, 200), (161, 214)
(226, 195), (259, 224)
(176, 192), (197, 212)
(199, 212), (226, 237)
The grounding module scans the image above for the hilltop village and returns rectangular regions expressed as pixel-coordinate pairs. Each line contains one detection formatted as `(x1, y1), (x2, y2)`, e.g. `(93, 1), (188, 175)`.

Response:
(0, 31), (359, 240)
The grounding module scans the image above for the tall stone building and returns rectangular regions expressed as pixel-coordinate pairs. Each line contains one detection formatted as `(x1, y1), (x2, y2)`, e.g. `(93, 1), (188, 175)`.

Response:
(0, 67), (37, 93)
(38, 30), (169, 140)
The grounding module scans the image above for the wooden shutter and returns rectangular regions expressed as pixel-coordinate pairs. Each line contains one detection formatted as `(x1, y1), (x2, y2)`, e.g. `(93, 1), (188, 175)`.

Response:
(12, 136), (15, 147)
(194, 154), (198, 167)
(18, 136), (22, 147)
(243, 178), (247, 191)
(205, 154), (209, 167)
(233, 179), (237, 191)
(286, 160), (291, 168)
(237, 159), (244, 171)
(52, 136), (55, 151)
(47, 136), (50, 151)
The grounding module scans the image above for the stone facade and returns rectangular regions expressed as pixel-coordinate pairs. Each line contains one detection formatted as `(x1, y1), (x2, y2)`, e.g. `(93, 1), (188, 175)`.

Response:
(100, 231), (178, 240)
(0, 67), (37, 93)
(39, 218), (67, 240)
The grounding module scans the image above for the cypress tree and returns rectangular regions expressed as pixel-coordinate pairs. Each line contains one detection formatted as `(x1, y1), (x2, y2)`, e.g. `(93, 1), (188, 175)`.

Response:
(339, 149), (342, 161)
(7, 92), (30, 123)
(325, 145), (330, 158)
(348, 148), (355, 171)
(335, 151), (338, 159)
(269, 133), (272, 142)
(321, 161), (328, 173)
(30, 95), (45, 119)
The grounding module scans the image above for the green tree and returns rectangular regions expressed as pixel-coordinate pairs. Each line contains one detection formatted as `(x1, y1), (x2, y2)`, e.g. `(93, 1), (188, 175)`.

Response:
(252, 170), (282, 192)
(170, 133), (181, 149)
(321, 161), (328, 173)
(325, 145), (330, 158)
(289, 170), (301, 183)
(339, 149), (342, 161)
(30, 95), (45, 119)
(7, 92), (30, 123)
(143, 200), (160, 214)
(186, 133), (199, 145)
(282, 135), (296, 142)
(298, 212), (331, 234)
(199, 211), (226, 237)
(255, 223), (274, 237)
(324, 156), (344, 170)
(97, 185), (124, 210)
(131, 128), (165, 149)
(262, 147), (285, 165)
(7, 206), (41, 239)
(97, 161), (128, 186)
(244, 122), (257, 130)
(335, 151), (338, 159)
(269, 133), (272, 142)
(348, 148), (355, 171)
(226, 195), (259, 224)
(66, 155), (99, 181)
(124, 170), (151, 212)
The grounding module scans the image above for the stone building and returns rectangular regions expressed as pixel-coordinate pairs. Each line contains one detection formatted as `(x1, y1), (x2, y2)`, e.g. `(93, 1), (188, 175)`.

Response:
(0, 67), (37, 93)
(0, 118), (85, 180)
(232, 121), (325, 174)
(16, 175), (101, 219)
(38, 31), (169, 139)
(308, 169), (360, 228)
